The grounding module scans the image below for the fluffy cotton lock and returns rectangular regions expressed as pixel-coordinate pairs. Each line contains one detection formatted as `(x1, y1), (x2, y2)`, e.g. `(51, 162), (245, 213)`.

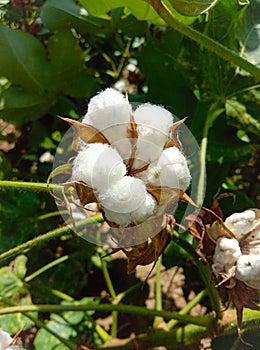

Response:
(72, 143), (126, 192)
(138, 146), (191, 191)
(133, 104), (173, 167)
(212, 237), (241, 276)
(98, 176), (157, 226)
(82, 88), (132, 160)
(103, 192), (157, 227)
(235, 254), (260, 289)
(224, 209), (256, 240)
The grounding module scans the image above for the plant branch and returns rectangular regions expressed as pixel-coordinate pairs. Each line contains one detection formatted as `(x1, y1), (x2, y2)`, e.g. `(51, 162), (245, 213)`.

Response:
(0, 180), (63, 193)
(145, 0), (260, 80)
(0, 215), (103, 263)
(0, 303), (214, 328)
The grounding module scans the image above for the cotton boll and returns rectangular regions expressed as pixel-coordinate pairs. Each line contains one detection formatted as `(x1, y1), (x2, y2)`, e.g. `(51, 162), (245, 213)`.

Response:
(0, 330), (13, 349)
(82, 89), (132, 159)
(225, 210), (256, 240)
(133, 104), (173, 167)
(212, 237), (241, 275)
(98, 176), (147, 214)
(235, 254), (260, 289)
(138, 147), (191, 191)
(72, 143), (126, 191)
(102, 208), (132, 227)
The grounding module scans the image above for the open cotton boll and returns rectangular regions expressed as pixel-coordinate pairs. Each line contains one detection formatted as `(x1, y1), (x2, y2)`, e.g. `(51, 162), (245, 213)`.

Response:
(212, 237), (241, 275)
(133, 104), (173, 167)
(72, 143), (126, 191)
(82, 89), (132, 160)
(138, 147), (191, 191)
(235, 254), (260, 289)
(98, 176), (147, 213)
(225, 210), (256, 240)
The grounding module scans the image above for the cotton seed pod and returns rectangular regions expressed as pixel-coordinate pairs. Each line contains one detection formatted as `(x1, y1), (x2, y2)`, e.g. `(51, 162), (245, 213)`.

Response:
(224, 209), (258, 241)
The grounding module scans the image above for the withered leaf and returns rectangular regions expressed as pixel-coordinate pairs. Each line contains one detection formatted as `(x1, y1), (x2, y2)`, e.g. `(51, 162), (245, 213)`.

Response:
(73, 180), (97, 206)
(164, 117), (188, 151)
(147, 186), (181, 216)
(228, 280), (260, 336)
(126, 225), (173, 274)
(206, 217), (235, 242)
(59, 117), (109, 151)
(127, 111), (138, 172)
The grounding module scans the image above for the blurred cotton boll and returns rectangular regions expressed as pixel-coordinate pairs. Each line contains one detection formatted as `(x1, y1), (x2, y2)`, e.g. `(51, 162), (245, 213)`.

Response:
(212, 237), (241, 276)
(224, 209), (256, 240)
(235, 254), (260, 289)
(0, 330), (25, 350)
(72, 143), (126, 191)
(138, 146), (191, 191)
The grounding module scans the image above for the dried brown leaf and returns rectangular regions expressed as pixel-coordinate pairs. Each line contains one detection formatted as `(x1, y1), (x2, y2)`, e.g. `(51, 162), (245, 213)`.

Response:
(164, 117), (188, 151)
(59, 117), (109, 150)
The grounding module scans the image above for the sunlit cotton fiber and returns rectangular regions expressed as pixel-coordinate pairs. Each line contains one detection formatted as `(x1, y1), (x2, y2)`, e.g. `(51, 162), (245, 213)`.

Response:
(0, 330), (25, 350)
(72, 143), (126, 191)
(138, 146), (191, 191)
(133, 104), (173, 167)
(82, 88), (132, 160)
(224, 210), (256, 240)
(212, 237), (241, 275)
(235, 254), (260, 289)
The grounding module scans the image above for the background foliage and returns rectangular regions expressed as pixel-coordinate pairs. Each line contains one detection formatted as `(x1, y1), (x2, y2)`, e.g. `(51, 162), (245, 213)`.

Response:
(0, 0), (259, 349)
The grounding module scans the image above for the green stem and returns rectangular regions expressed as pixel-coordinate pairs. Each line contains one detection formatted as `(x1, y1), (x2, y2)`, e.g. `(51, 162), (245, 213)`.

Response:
(24, 255), (69, 283)
(101, 256), (118, 338)
(0, 215), (103, 263)
(0, 180), (63, 193)
(153, 255), (163, 328)
(167, 289), (207, 329)
(0, 303), (214, 328)
(146, 0), (260, 80)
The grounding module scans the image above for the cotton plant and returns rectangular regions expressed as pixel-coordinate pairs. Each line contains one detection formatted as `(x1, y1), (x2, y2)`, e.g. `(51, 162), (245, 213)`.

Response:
(0, 330), (25, 350)
(187, 207), (260, 339)
(55, 88), (193, 272)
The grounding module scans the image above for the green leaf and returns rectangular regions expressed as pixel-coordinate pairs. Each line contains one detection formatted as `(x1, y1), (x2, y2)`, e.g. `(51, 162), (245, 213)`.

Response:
(34, 315), (74, 350)
(78, 0), (164, 24)
(40, 0), (113, 35)
(0, 86), (52, 125)
(167, 0), (219, 16)
(0, 24), (50, 91)
(235, 0), (260, 69)
(225, 98), (260, 135)
(48, 29), (99, 98)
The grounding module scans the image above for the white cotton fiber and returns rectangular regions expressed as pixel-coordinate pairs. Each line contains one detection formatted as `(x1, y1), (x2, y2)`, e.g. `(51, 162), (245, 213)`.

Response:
(72, 143), (126, 191)
(138, 147), (191, 191)
(225, 210), (256, 240)
(82, 88), (132, 160)
(212, 237), (241, 275)
(133, 104), (173, 167)
(235, 254), (260, 289)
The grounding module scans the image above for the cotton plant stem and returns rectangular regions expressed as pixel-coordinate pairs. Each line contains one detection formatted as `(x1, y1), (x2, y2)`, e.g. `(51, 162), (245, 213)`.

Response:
(167, 289), (207, 329)
(146, 0), (260, 80)
(101, 256), (118, 338)
(0, 215), (103, 263)
(24, 255), (69, 283)
(0, 180), (63, 193)
(0, 303), (214, 327)
(153, 255), (164, 328)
